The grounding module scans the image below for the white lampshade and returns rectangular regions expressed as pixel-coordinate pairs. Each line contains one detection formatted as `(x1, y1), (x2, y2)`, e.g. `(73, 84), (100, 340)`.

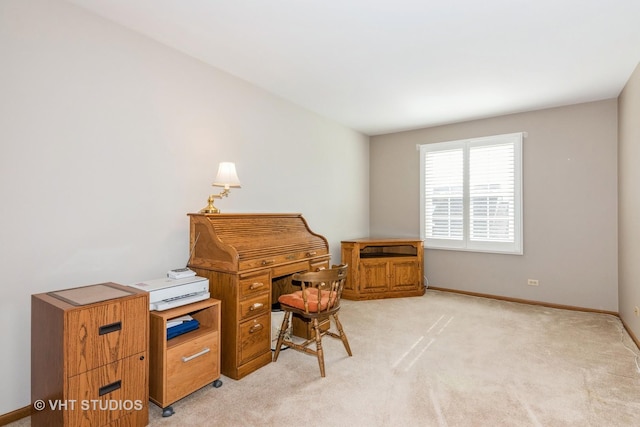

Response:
(212, 162), (241, 188)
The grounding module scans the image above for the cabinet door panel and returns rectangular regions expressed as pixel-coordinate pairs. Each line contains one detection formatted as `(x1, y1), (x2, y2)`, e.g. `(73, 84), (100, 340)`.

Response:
(390, 260), (420, 290)
(359, 260), (389, 292)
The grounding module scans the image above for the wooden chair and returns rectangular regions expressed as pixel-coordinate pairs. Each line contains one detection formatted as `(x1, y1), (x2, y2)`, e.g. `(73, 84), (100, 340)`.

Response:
(272, 264), (352, 377)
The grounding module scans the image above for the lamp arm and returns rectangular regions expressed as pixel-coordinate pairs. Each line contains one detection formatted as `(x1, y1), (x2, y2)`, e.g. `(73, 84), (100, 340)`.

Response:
(218, 188), (231, 198)
(208, 187), (231, 200)
(200, 187), (232, 214)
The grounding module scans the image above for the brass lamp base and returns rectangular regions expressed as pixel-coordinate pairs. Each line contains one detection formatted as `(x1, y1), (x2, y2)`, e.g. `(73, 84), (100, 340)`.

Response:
(200, 206), (220, 214)
(200, 194), (221, 214)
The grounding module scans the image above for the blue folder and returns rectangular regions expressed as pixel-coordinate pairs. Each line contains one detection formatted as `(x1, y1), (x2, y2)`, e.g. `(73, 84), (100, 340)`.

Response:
(167, 319), (200, 340)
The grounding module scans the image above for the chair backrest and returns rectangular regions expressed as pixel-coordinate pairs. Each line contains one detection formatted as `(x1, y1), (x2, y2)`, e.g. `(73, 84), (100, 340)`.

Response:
(290, 264), (348, 315)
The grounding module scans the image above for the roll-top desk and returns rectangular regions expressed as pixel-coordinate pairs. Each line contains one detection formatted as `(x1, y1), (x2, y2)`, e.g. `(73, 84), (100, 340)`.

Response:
(187, 213), (330, 379)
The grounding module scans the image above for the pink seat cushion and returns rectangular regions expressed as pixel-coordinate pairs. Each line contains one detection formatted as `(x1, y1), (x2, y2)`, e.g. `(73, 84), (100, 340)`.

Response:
(279, 290), (336, 312)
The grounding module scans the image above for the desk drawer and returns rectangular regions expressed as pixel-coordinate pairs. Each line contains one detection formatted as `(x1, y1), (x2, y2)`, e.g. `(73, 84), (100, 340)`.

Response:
(166, 332), (219, 404)
(271, 260), (309, 278)
(239, 272), (270, 299)
(239, 313), (270, 365)
(239, 293), (270, 321)
(239, 249), (328, 271)
(310, 257), (330, 271)
(65, 296), (148, 376)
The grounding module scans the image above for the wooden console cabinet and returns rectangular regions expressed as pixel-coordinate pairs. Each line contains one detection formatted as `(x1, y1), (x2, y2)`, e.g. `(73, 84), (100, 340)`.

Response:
(341, 238), (425, 300)
(149, 298), (221, 417)
(31, 283), (149, 427)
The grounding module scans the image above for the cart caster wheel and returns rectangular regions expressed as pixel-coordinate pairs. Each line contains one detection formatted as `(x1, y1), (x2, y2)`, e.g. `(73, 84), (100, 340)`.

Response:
(162, 406), (174, 417)
(212, 379), (223, 388)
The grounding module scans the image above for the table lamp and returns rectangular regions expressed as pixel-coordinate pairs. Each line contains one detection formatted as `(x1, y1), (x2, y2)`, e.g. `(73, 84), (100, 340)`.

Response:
(200, 162), (241, 214)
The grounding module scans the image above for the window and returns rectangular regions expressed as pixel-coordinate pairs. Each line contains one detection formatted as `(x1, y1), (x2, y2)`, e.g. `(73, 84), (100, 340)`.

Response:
(419, 132), (523, 254)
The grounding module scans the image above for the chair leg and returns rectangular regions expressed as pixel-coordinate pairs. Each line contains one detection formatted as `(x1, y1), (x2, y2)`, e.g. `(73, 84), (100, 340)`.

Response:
(312, 318), (326, 377)
(273, 311), (291, 362)
(332, 313), (352, 356)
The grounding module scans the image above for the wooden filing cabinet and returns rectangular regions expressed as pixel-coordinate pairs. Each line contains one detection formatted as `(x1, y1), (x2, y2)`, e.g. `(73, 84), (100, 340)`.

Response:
(341, 238), (425, 300)
(149, 298), (221, 417)
(31, 283), (149, 427)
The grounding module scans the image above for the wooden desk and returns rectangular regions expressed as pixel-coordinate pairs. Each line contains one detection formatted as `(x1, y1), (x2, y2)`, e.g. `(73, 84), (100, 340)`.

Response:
(187, 213), (330, 379)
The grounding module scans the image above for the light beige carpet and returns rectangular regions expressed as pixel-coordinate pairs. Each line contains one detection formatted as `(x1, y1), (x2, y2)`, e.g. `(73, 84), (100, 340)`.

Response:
(13, 290), (640, 426)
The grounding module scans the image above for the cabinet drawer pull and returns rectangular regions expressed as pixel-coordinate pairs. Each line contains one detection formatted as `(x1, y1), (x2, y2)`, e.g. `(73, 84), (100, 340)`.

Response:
(99, 322), (122, 336)
(249, 302), (264, 311)
(306, 251), (317, 257)
(182, 347), (210, 363)
(99, 380), (121, 396)
(249, 323), (264, 333)
(249, 282), (264, 290)
(261, 259), (275, 266)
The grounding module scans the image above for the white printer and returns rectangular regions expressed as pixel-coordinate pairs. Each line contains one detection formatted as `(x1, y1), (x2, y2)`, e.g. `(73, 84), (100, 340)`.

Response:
(129, 275), (210, 311)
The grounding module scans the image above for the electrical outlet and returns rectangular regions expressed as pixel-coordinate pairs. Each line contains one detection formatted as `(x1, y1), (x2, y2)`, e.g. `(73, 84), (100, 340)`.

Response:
(634, 306), (640, 317)
(527, 279), (539, 286)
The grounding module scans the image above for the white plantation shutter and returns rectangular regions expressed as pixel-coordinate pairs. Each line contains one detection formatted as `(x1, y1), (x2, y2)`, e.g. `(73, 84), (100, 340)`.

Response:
(469, 142), (515, 242)
(420, 133), (523, 254)
(424, 147), (463, 241)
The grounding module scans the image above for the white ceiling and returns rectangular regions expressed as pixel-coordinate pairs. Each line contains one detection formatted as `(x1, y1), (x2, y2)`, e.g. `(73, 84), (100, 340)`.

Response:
(67, 0), (640, 136)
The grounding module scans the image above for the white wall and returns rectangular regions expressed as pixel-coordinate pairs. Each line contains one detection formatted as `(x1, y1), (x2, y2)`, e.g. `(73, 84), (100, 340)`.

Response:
(0, 0), (369, 414)
(370, 100), (618, 311)
(618, 63), (640, 341)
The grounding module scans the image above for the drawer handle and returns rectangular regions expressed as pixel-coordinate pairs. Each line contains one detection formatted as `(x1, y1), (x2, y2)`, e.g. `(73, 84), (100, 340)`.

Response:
(182, 347), (210, 363)
(306, 251), (317, 257)
(249, 302), (264, 311)
(99, 380), (121, 397)
(249, 323), (264, 333)
(99, 322), (122, 336)
(249, 282), (264, 290)
(261, 259), (275, 266)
